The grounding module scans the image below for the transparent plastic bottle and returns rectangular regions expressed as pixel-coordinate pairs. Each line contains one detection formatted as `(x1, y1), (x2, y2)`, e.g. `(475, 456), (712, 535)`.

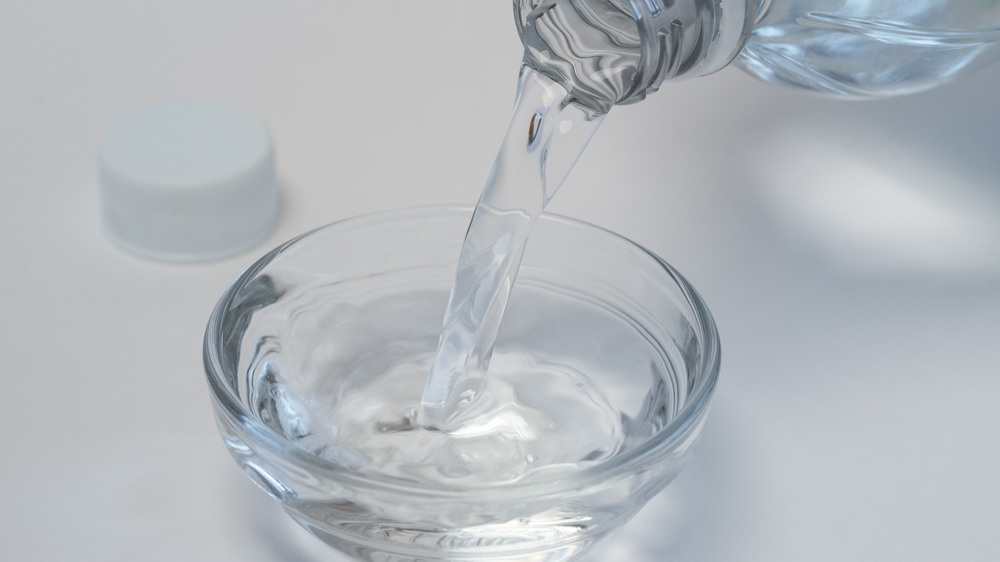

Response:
(516, 0), (1000, 113)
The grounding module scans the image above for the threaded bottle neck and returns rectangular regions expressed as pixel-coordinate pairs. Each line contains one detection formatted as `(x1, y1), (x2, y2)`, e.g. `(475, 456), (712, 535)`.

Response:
(516, 0), (756, 113)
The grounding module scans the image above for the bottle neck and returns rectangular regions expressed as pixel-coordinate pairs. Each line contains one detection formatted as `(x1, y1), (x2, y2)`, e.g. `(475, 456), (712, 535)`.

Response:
(516, 0), (758, 112)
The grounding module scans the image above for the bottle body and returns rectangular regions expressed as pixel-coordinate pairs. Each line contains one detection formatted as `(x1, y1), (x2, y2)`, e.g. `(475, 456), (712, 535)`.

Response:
(515, 0), (1000, 111)
(739, 0), (1000, 97)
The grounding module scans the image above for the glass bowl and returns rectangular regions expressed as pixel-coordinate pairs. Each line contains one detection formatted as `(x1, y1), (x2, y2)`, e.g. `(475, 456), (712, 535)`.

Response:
(204, 206), (720, 561)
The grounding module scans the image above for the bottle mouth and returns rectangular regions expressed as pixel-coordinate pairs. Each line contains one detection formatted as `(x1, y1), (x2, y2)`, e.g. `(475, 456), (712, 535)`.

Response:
(516, 0), (643, 114)
(515, 0), (756, 112)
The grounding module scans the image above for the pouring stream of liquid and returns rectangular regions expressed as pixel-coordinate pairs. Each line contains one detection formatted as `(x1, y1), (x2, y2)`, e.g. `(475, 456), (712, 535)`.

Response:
(418, 67), (605, 430)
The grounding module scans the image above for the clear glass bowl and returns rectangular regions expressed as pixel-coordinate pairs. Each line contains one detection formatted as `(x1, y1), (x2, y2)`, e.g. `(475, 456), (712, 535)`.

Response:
(204, 206), (720, 561)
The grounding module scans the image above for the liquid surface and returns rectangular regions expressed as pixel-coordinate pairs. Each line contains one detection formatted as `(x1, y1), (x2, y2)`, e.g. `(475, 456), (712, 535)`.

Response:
(417, 67), (605, 429)
(244, 280), (679, 485)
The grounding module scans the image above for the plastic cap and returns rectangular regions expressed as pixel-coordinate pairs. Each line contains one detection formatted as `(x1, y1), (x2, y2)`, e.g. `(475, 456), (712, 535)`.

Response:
(99, 99), (279, 262)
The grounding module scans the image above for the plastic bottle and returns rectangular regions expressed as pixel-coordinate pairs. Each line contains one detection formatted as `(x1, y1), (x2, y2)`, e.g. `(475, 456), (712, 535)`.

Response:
(516, 0), (1000, 113)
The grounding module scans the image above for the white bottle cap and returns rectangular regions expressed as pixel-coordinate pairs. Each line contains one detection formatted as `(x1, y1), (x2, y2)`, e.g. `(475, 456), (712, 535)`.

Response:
(99, 99), (279, 262)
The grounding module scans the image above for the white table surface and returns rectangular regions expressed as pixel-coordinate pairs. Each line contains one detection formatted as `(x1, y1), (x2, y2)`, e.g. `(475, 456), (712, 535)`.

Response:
(3, 2), (999, 560)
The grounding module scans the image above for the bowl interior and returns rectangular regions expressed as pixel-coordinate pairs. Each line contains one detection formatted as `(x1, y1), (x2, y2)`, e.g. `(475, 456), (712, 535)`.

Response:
(205, 205), (719, 496)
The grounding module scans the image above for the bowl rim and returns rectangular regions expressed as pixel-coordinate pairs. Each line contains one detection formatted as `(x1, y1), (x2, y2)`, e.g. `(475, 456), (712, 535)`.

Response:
(203, 204), (721, 501)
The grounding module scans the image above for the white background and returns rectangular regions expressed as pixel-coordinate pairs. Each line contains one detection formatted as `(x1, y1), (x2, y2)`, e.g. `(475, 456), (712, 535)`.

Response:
(2, 1), (999, 560)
